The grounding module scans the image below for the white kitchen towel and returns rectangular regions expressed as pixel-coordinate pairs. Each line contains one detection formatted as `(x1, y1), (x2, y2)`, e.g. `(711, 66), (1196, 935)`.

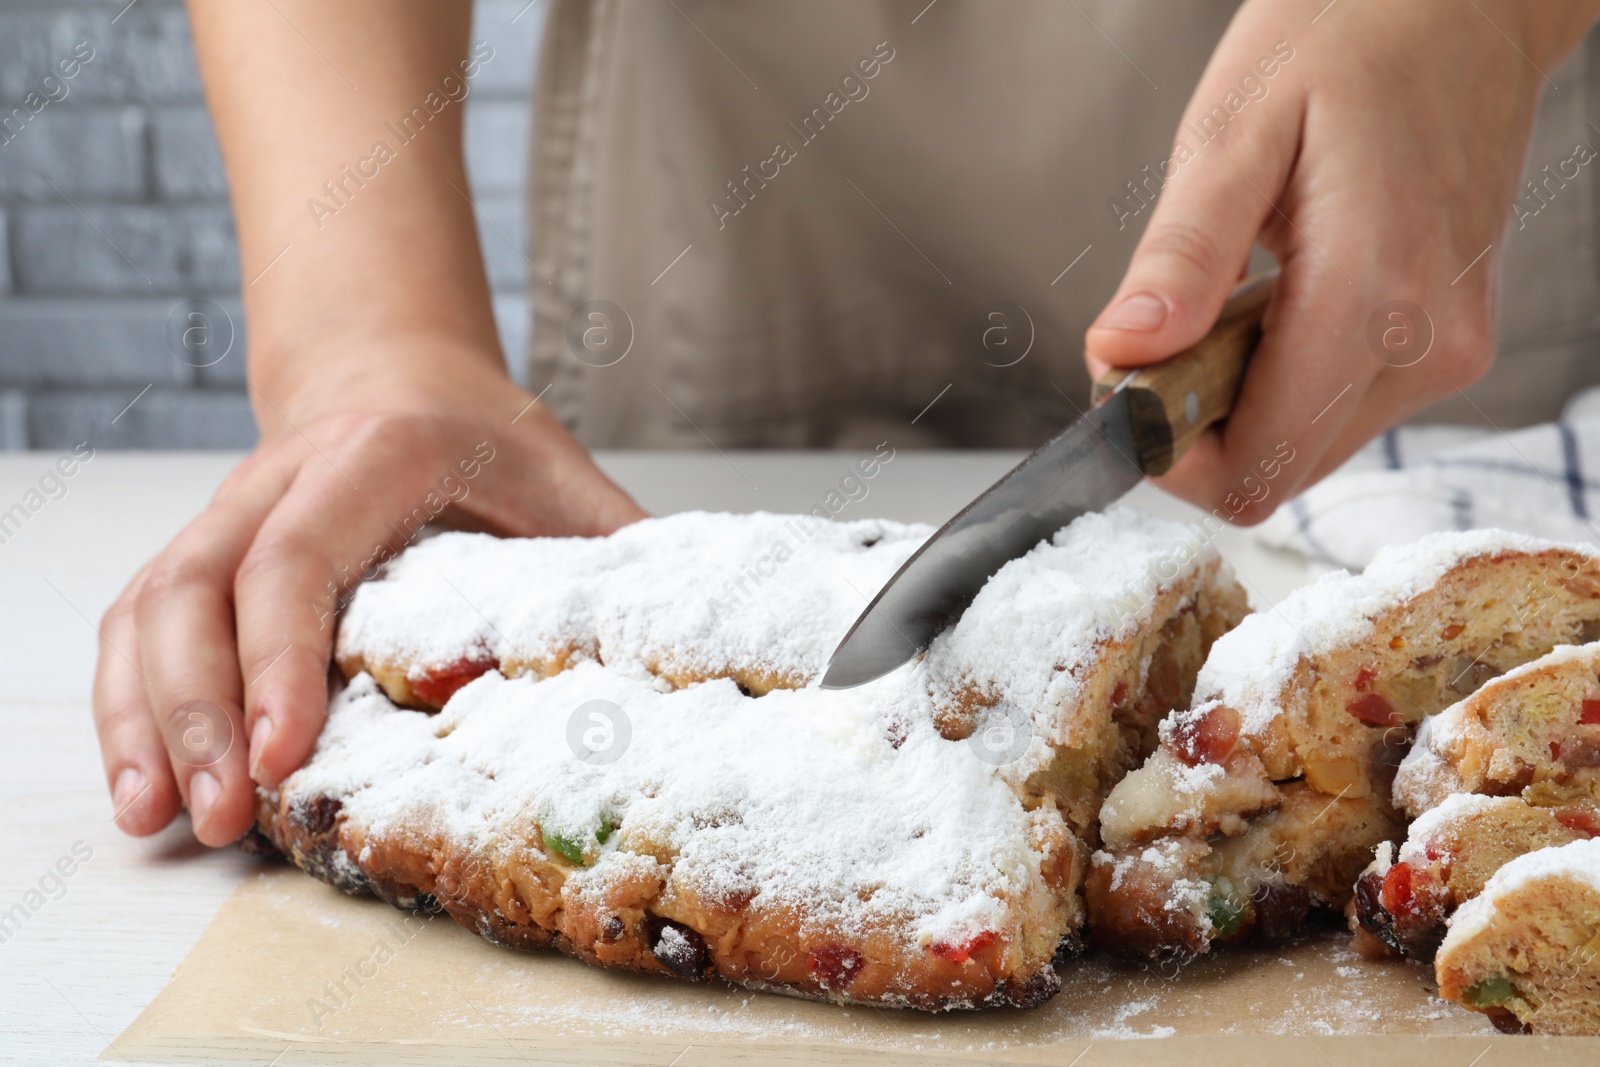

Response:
(1256, 387), (1600, 570)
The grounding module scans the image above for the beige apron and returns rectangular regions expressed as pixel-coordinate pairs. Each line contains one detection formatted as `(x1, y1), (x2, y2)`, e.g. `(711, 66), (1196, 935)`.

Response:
(527, 0), (1600, 449)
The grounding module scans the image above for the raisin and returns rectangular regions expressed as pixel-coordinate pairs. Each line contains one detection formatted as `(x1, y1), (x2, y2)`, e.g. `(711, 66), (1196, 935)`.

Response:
(1352, 869), (1402, 953)
(1170, 705), (1241, 766)
(236, 827), (280, 858)
(1051, 932), (1087, 966)
(807, 944), (865, 990)
(1486, 1008), (1531, 1034)
(1250, 881), (1311, 942)
(647, 917), (710, 979)
(1441, 623), (1464, 641)
(994, 966), (1061, 1008)
(601, 916), (625, 942)
(294, 795), (342, 836)
(1346, 693), (1398, 727)
(411, 652), (498, 707)
(1560, 737), (1600, 769)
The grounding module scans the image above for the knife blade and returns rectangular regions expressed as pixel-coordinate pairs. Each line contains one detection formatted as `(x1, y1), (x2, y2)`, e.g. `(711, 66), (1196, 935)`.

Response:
(819, 273), (1275, 690)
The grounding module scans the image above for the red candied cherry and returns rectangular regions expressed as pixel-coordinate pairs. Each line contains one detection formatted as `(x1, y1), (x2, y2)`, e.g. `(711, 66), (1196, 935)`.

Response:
(1380, 861), (1420, 919)
(1170, 705), (1241, 766)
(1555, 808), (1600, 838)
(929, 930), (998, 964)
(1580, 698), (1600, 726)
(807, 944), (865, 990)
(412, 652), (498, 706)
(1346, 693), (1398, 727)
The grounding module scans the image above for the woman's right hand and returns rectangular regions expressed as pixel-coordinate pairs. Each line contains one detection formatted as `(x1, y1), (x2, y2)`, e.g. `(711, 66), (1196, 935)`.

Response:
(93, 335), (646, 847)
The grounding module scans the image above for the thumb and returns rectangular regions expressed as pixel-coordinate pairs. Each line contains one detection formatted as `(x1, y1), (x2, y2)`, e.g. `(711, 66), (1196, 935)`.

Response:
(1086, 62), (1298, 377)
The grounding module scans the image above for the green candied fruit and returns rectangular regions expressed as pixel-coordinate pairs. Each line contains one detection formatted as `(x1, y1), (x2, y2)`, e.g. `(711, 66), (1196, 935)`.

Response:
(542, 829), (587, 866)
(596, 814), (618, 846)
(1462, 975), (1515, 1009)
(1205, 883), (1245, 940)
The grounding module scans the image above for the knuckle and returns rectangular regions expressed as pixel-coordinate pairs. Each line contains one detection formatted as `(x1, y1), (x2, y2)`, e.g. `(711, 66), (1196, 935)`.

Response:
(96, 693), (151, 739)
(1446, 317), (1495, 379)
(135, 555), (208, 612)
(1423, 311), (1495, 393)
(236, 529), (330, 591)
(329, 409), (435, 456)
(1138, 221), (1228, 282)
(212, 446), (280, 501)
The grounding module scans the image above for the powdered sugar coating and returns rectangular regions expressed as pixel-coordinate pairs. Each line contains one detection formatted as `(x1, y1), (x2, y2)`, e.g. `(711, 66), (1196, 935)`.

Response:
(924, 508), (1233, 750)
(1195, 529), (1584, 736)
(340, 507), (1228, 775)
(290, 664), (1050, 951)
(337, 512), (930, 687)
(1391, 745), (1465, 817)
(1397, 794), (1517, 864)
(301, 505), (1232, 966)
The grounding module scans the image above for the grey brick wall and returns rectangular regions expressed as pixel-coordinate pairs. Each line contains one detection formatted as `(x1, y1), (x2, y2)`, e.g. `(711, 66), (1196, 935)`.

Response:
(0, 0), (541, 449)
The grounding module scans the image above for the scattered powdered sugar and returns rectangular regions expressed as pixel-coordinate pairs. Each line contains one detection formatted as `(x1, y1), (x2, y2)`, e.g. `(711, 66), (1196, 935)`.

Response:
(1091, 999), (1176, 1039)
(1194, 528), (1585, 736)
(337, 512), (931, 685)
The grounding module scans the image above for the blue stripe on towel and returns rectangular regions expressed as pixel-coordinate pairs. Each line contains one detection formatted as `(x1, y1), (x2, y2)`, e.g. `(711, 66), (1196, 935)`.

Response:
(1291, 496), (1338, 563)
(1382, 430), (1401, 470)
(1560, 422), (1588, 518)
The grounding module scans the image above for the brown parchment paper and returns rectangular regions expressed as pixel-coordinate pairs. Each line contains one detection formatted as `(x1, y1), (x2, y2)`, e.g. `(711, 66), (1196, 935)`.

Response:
(109, 864), (1600, 1065)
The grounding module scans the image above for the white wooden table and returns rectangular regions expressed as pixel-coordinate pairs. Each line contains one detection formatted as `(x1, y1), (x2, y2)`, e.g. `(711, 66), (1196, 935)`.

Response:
(0, 451), (1312, 1065)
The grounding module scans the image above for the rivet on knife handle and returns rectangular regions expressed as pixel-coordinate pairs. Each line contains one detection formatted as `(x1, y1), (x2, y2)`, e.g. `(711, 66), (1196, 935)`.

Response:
(1090, 272), (1276, 476)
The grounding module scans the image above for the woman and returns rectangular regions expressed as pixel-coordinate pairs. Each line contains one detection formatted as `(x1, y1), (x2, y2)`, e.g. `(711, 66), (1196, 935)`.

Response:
(92, 0), (1600, 845)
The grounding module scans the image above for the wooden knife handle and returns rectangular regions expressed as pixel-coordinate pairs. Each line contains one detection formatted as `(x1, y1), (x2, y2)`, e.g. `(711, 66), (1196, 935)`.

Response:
(1090, 272), (1276, 476)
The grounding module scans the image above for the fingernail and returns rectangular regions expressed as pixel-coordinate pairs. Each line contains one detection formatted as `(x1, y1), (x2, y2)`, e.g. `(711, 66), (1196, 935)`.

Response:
(189, 770), (220, 831)
(1096, 292), (1169, 332)
(112, 767), (146, 823)
(249, 716), (274, 779)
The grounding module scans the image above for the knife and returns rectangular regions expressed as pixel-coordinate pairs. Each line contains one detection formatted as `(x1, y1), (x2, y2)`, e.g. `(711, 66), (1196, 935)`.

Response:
(819, 272), (1276, 690)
